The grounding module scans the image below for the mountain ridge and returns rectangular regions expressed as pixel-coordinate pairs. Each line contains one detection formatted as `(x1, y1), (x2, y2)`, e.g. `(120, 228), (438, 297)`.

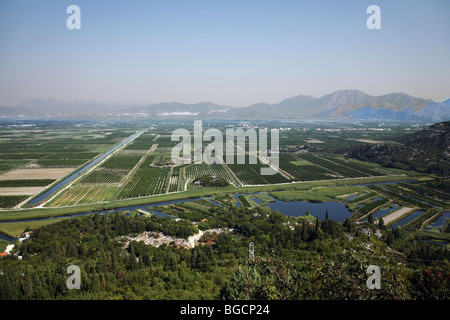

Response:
(1, 90), (449, 122)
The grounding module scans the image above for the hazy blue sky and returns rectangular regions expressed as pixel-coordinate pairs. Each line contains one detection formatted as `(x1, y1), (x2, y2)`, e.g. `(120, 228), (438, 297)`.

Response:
(0, 0), (449, 107)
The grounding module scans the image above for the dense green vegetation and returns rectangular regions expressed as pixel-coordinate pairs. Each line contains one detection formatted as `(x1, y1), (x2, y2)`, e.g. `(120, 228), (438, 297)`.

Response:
(0, 206), (448, 300)
(0, 195), (29, 208)
(0, 180), (55, 187)
(343, 121), (450, 175)
(193, 175), (230, 188)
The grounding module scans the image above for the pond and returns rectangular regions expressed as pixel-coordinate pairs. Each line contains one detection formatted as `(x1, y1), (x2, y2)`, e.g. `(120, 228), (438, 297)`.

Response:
(265, 198), (352, 222)
(365, 204), (400, 220)
(389, 210), (424, 229)
(425, 211), (449, 232)
(346, 194), (363, 201)
(0, 233), (14, 242)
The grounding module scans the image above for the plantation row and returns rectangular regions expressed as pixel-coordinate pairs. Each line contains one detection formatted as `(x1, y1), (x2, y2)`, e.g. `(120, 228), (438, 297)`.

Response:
(351, 197), (390, 220)
(299, 154), (370, 178)
(77, 168), (129, 186)
(168, 167), (184, 193)
(153, 135), (178, 148)
(320, 155), (383, 176)
(139, 155), (157, 168)
(36, 159), (88, 167)
(401, 182), (450, 201)
(227, 164), (268, 185)
(396, 183), (449, 207)
(123, 134), (156, 151)
(237, 195), (252, 207)
(175, 201), (212, 214)
(0, 195), (29, 208)
(117, 167), (171, 199)
(403, 208), (443, 230)
(194, 199), (218, 208)
(49, 186), (116, 207)
(100, 154), (143, 170)
(0, 153), (48, 160)
(185, 164), (237, 185)
(0, 179), (55, 187)
(42, 152), (100, 160)
(247, 162), (291, 184)
(278, 154), (335, 181)
(370, 185), (434, 209)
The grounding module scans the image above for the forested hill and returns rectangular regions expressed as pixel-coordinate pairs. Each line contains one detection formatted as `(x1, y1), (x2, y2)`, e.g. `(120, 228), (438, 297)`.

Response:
(343, 121), (450, 176)
(0, 207), (448, 300)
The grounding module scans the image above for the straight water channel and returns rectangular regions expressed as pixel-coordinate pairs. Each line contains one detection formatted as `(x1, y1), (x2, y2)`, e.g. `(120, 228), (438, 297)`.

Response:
(28, 131), (143, 205)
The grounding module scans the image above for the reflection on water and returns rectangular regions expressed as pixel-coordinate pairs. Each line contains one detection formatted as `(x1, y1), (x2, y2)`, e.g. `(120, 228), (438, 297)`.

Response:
(425, 211), (449, 231)
(366, 204), (400, 220)
(0, 233), (14, 242)
(389, 210), (424, 229)
(265, 199), (352, 222)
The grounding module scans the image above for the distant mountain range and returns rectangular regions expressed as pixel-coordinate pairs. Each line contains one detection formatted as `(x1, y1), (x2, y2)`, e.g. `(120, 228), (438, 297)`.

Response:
(1, 90), (449, 122)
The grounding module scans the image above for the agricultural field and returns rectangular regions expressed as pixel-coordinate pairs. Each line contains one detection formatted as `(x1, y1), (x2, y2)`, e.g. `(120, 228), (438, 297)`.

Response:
(341, 179), (449, 232)
(117, 167), (171, 199)
(48, 186), (117, 206)
(298, 154), (377, 178)
(0, 179), (55, 187)
(0, 119), (445, 236)
(185, 163), (238, 186)
(168, 166), (184, 193)
(227, 164), (269, 185)
(0, 119), (413, 209)
(0, 121), (139, 207)
(0, 168), (74, 181)
(123, 133), (157, 151)
(0, 195), (29, 209)
(278, 153), (337, 181)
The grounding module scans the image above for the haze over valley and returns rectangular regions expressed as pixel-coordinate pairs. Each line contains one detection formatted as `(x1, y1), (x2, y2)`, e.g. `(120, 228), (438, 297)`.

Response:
(1, 90), (449, 122)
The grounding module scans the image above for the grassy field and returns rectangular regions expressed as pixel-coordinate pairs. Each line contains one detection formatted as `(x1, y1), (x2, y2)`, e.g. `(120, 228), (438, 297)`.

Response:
(270, 185), (365, 203)
(0, 218), (68, 238)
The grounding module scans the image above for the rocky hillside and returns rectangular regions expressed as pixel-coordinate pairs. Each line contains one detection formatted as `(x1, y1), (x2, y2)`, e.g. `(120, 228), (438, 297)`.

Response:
(344, 121), (450, 176)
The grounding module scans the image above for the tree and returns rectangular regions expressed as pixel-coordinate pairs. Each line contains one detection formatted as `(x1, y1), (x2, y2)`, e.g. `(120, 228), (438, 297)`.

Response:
(378, 218), (385, 229)
(301, 221), (308, 242)
(220, 256), (305, 300)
